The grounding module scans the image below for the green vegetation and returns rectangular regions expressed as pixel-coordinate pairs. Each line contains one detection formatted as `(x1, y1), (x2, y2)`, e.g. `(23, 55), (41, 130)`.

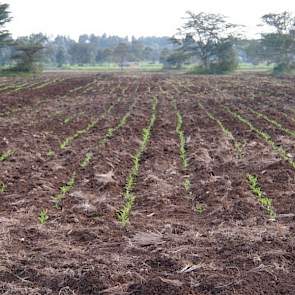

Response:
(47, 149), (55, 157)
(249, 108), (295, 138)
(195, 204), (205, 215)
(176, 111), (188, 169)
(0, 181), (6, 193)
(247, 174), (276, 220)
(80, 152), (93, 168)
(0, 150), (15, 161)
(117, 96), (158, 225)
(52, 175), (76, 209)
(172, 12), (239, 74)
(172, 99), (192, 192)
(38, 209), (49, 224)
(226, 107), (295, 169)
(199, 102), (244, 157)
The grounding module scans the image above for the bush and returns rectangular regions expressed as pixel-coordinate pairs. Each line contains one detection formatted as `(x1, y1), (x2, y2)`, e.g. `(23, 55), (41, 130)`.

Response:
(272, 63), (295, 76)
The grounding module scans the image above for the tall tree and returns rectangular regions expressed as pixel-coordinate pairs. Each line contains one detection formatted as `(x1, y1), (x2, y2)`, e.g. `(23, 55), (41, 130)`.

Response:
(173, 11), (240, 73)
(12, 34), (47, 72)
(113, 42), (129, 70)
(0, 3), (11, 46)
(260, 11), (295, 74)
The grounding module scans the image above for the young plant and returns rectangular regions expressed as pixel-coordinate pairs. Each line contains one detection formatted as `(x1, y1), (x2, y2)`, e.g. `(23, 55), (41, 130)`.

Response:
(64, 117), (72, 124)
(0, 181), (6, 193)
(47, 149), (55, 157)
(195, 204), (205, 215)
(52, 175), (76, 209)
(249, 108), (295, 138)
(199, 102), (244, 158)
(247, 174), (276, 220)
(80, 152), (93, 168)
(226, 107), (295, 169)
(183, 177), (191, 192)
(176, 111), (188, 169)
(117, 96), (158, 225)
(0, 150), (15, 161)
(38, 209), (49, 224)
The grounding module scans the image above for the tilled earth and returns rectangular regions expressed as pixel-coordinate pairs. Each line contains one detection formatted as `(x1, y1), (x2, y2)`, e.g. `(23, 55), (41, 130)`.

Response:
(0, 72), (295, 295)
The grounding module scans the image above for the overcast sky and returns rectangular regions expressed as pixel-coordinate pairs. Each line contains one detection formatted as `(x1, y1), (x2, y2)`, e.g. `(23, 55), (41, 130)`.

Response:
(5, 0), (295, 39)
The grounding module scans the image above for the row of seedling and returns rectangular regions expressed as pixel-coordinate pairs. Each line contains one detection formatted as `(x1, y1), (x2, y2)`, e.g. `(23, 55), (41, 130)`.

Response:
(6, 79), (51, 95)
(52, 174), (76, 209)
(80, 99), (138, 168)
(49, 99), (138, 212)
(59, 98), (121, 149)
(198, 102), (244, 158)
(247, 107), (295, 139)
(247, 174), (276, 220)
(0, 150), (15, 194)
(226, 107), (295, 169)
(172, 99), (191, 192)
(117, 96), (158, 225)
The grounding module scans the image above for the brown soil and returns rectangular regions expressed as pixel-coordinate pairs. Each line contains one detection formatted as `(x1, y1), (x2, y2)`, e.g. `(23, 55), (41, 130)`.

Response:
(0, 72), (295, 295)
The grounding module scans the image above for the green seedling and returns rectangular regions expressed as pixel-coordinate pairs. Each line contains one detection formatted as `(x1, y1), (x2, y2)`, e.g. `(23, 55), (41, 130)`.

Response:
(64, 117), (72, 124)
(249, 108), (295, 138)
(117, 193), (135, 226)
(0, 150), (15, 161)
(199, 102), (245, 158)
(226, 107), (295, 170)
(247, 174), (276, 220)
(52, 175), (75, 208)
(117, 96), (158, 225)
(80, 152), (93, 168)
(0, 181), (6, 193)
(38, 209), (49, 224)
(195, 204), (205, 215)
(47, 149), (55, 157)
(176, 111), (189, 169)
(183, 178), (191, 192)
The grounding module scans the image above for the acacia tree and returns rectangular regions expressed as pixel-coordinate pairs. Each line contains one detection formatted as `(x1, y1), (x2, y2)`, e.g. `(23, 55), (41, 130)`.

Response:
(173, 11), (240, 73)
(260, 11), (295, 74)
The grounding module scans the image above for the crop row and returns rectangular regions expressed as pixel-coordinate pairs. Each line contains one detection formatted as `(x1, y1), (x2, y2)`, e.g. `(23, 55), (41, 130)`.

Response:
(58, 82), (136, 149)
(117, 96), (158, 225)
(226, 106), (295, 169)
(50, 97), (138, 212)
(247, 174), (276, 220)
(247, 107), (295, 138)
(198, 102), (244, 158)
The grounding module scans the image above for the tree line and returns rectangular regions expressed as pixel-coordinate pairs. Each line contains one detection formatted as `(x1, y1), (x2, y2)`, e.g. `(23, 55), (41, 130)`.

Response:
(0, 2), (294, 75)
